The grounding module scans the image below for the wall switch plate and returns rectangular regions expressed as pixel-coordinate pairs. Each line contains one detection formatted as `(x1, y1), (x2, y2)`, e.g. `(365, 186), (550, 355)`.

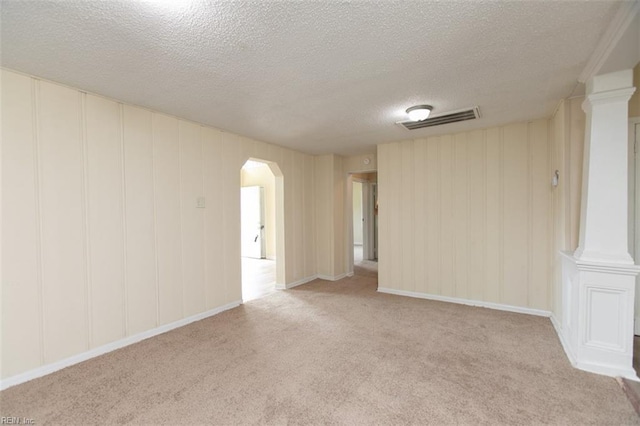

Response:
(196, 197), (206, 208)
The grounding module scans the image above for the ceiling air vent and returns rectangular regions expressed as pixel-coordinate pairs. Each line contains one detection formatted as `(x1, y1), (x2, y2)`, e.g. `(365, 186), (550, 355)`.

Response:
(397, 106), (480, 130)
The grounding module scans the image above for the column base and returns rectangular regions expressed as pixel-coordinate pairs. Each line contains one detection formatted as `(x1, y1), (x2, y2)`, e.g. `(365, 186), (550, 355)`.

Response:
(556, 252), (640, 379)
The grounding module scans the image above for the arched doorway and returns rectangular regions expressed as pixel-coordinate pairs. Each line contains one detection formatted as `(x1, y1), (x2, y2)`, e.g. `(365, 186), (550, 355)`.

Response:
(240, 158), (284, 301)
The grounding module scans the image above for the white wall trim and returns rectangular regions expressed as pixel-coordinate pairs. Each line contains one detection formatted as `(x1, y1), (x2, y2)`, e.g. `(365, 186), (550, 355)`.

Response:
(0, 300), (241, 391)
(317, 273), (348, 281)
(575, 360), (639, 380)
(550, 314), (577, 366)
(578, 0), (640, 83)
(377, 287), (552, 317)
(275, 275), (317, 290)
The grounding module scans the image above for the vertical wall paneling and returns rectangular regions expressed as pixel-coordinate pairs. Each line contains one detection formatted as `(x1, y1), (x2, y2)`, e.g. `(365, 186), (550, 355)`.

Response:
(413, 140), (427, 294)
(502, 123), (529, 307)
(425, 137), (441, 296)
(38, 80), (88, 363)
(439, 136), (455, 298)
(1, 69), (317, 381)
(222, 135), (242, 303)
(499, 128), (505, 304)
(293, 152), (304, 281)
(123, 105), (157, 334)
(274, 148), (287, 285)
(378, 120), (553, 311)
(152, 113), (183, 324)
(332, 156), (345, 276)
(304, 155), (315, 278)
(285, 150), (296, 281)
(80, 93), (92, 351)
(400, 142), (414, 291)
(179, 120), (206, 316)
(376, 146), (388, 287)
(485, 128), (502, 302)
(119, 104), (129, 337)
(467, 130), (486, 302)
(530, 120), (550, 309)
(84, 94), (126, 347)
(551, 107), (563, 317)
(202, 127), (226, 309)
(389, 144), (403, 288)
(314, 155), (331, 277)
(1, 71), (42, 376)
(253, 140), (268, 161)
(453, 133), (468, 299)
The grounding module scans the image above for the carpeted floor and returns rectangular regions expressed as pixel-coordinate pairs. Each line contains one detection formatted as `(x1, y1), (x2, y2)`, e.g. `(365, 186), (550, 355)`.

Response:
(1, 266), (638, 425)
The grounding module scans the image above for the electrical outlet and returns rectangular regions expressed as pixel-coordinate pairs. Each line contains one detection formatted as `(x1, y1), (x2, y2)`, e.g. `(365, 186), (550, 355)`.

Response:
(196, 197), (206, 208)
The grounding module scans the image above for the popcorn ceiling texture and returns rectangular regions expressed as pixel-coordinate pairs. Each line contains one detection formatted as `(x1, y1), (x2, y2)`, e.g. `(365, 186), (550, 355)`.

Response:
(0, 0), (620, 155)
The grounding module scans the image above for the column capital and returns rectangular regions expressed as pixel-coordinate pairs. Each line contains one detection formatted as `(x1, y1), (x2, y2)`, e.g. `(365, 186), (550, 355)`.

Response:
(582, 87), (636, 112)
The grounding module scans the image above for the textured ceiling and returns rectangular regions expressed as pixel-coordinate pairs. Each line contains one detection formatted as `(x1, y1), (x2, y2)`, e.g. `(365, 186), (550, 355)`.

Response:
(0, 0), (621, 155)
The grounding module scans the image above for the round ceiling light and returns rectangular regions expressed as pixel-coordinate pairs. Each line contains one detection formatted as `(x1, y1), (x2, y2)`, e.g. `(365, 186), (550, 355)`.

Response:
(406, 105), (433, 122)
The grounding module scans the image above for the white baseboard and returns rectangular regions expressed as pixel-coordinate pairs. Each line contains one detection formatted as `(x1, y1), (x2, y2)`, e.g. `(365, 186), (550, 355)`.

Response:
(552, 315), (639, 380)
(550, 314), (576, 366)
(317, 273), (348, 281)
(377, 287), (552, 317)
(275, 275), (318, 290)
(0, 300), (241, 391)
(575, 359), (639, 380)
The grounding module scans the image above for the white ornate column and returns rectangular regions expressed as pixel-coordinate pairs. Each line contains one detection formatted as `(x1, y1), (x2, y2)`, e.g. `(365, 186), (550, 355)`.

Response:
(559, 69), (639, 378)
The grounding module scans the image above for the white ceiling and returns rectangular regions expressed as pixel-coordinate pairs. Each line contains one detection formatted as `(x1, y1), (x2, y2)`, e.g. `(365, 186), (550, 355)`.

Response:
(0, 0), (622, 155)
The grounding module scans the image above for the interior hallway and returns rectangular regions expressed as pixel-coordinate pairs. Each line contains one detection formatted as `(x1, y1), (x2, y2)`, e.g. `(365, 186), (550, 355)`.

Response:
(241, 257), (276, 302)
(354, 244), (378, 274)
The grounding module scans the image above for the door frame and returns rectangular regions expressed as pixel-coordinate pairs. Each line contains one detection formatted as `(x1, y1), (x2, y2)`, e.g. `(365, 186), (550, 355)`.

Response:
(240, 157), (285, 290)
(345, 170), (377, 276)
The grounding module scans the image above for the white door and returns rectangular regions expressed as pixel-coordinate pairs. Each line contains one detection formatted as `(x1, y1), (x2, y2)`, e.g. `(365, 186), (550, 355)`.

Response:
(241, 186), (265, 259)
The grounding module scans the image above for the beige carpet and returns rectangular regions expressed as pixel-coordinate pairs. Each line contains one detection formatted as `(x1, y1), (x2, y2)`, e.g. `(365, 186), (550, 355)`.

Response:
(1, 267), (638, 425)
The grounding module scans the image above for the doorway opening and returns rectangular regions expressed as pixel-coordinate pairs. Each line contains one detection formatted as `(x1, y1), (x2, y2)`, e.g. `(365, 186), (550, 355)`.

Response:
(240, 158), (283, 302)
(348, 172), (378, 275)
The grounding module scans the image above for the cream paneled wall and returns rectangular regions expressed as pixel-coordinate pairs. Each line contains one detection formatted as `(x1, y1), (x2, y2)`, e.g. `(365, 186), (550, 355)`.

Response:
(314, 154), (349, 279)
(550, 97), (585, 322)
(378, 120), (553, 311)
(1, 69), (317, 380)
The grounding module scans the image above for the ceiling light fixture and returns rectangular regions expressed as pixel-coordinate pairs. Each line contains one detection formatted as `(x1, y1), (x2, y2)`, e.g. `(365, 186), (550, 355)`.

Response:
(406, 105), (433, 122)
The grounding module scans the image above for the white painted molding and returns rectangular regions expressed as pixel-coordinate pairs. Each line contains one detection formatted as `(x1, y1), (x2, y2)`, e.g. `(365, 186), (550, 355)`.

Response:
(584, 87), (636, 107)
(550, 314), (577, 366)
(275, 275), (318, 290)
(575, 359), (639, 380)
(578, 0), (640, 83)
(559, 252), (640, 379)
(0, 300), (241, 391)
(317, 273), (348, 281)
(571, 257), (640, 275)
(377, 287), (552, 317)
